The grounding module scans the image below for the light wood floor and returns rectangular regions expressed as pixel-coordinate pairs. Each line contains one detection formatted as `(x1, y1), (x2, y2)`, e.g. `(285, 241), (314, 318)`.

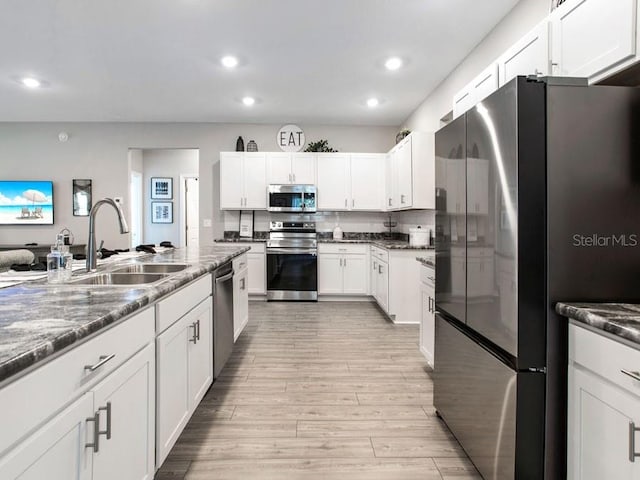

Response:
(155, 301), (480, 480)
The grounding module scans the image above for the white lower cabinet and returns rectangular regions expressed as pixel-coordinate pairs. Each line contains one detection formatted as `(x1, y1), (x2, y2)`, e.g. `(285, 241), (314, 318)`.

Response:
(318, 244), (368, 295)
(419, 263), (435, 367)
(568, 323), (640, 479)
(233, 253), (249, 341)
(374, 258), (389, 313)
(156, 296), (212, 467)
(231, 243), (265, 295)
(0, 393), (94, 480)
(0, 310), (156, 480)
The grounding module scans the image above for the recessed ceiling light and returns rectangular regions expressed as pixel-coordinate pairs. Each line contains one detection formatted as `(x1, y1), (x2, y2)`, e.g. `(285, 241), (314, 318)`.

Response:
(367, 98), (379, 108)
(385, 57), (403, 71)
(221, 56), (239, 68)
(242, 96), (255, 106)
(22, 77), (41, 88)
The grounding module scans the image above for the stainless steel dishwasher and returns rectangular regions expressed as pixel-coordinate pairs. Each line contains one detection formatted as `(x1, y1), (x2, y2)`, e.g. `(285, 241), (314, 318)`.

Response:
(213, 262), (234, 378)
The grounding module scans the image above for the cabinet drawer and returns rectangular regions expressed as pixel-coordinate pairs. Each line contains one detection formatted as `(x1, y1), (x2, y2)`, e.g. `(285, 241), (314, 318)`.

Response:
(370, 246), (389, 263)
(318, 243), (368, 255)
(420, 264), (435, 286)
(0, 307), (154, 456)
(570, 323), (640, 396)
(156, 274), (212, 333)
(233, 253), (248, 272)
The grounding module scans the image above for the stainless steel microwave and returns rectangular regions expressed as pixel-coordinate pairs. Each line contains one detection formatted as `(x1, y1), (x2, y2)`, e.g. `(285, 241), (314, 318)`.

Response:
(268, 184), (316, 213)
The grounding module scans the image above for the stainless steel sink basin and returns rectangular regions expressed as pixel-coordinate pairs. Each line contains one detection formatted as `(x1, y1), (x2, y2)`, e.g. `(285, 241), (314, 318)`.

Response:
(112, 263), (189, 274)
(71, 272), (167, 285)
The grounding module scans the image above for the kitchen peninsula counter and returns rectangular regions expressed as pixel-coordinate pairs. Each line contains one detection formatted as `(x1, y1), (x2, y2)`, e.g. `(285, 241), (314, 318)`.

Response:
(556, 302), (640, 347)
(0, 245), (248, 385)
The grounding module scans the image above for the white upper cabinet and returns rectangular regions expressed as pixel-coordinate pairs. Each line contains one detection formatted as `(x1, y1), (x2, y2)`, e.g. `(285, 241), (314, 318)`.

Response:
(317, 153), (350, 210)
(220, 152), (267, 210)
(267, 153), (316, 185)
(453, 63), (499, 118)
(387, 132), (435, 211)
(350, 154), (384, 211)
(550, 0), (636, 81)
(498, 20), (550, 86)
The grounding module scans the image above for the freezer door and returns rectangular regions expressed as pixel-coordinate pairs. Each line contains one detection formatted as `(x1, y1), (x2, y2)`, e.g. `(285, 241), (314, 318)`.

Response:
(435, 115), (466, 323)
(464, 81), (519, 357)
(434, 314), (516, 479)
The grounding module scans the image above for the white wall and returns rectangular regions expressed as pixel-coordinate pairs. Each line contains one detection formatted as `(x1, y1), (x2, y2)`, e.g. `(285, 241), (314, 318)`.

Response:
(142, 148), (199, 247)
(403, 0), (549, 132)
(0, 123), (396, 248)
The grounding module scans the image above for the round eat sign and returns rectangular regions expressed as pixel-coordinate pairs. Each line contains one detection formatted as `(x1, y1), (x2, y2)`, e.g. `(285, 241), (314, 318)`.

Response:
(277, 124), (305, 152)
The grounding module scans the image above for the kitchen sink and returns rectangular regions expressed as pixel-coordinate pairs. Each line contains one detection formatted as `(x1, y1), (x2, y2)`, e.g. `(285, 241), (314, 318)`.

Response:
(71, 272), (168, 285)
(112, 263), (189, 274)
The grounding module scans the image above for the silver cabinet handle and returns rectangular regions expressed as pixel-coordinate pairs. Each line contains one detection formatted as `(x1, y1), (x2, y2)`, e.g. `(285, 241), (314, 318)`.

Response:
(621, 369), (640, 382)
(196, 319), (201, 341)
(288, 173), (292, 182)
(189, 322), (198, 343)
(378, 265), (383, 274)
(401, 194), (406, 204)
(352, 199), (355, 208)
(98, 402), (112, 440)
(344, 198), (347, 208)
(373, 261), (377, 271)
(86, 412), (100, 452)
(85, 354), (116, 372)
(388, 198), (392, 207)
(343, 258), (347, 268)
(240, 278), (246, 290)
(339, 258), (343, 267)
(630, 422), (640, 462)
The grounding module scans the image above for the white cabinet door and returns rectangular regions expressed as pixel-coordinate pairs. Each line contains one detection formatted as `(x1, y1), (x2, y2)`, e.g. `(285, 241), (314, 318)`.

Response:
(92, 344), (155, 480)
(0, 393), (93, 480)
(187, 298), (213, 410)
(568, 366), (640, 480)
(550, 0), (636, 80)
(499, 21), (550, 85)
(397, 138), (413, 209)
(420, 281), (435, 366)
(370, 256), (378, 297)
(156, 313), (191, 466)
(291, 153), (316, 184)
(267, 153), (292, 184)
(453, 86), (474, 119)
(317, 154), (350, 210)
(318, 254), (343, 294)
(342, 254), (368, 295)
(247, 253), (266, 294)
(472, 63), (499, 105)
(220, 153), (243, 209)
(376, 261), (389, 313)
(385, 153), (394, 210)
(233, 267), (249, 341)
(243, 153), (267, 209)
(350, 154), (384, 210)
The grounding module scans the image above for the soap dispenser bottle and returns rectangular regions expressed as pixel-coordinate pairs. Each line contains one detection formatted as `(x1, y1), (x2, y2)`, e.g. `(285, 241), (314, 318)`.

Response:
(47, 234), (73, 283)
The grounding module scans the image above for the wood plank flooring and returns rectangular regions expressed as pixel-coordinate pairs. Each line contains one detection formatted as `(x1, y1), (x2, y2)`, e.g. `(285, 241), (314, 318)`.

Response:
(155, 301), (479, 480)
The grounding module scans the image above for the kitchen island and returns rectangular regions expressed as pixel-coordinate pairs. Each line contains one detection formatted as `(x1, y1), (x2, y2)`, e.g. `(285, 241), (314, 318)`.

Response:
(557, 302), (640, 479)
(0, 244), (248, 480)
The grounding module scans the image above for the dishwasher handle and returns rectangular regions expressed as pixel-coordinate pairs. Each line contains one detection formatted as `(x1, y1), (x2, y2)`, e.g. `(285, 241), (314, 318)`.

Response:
(215, 270), (234, 284)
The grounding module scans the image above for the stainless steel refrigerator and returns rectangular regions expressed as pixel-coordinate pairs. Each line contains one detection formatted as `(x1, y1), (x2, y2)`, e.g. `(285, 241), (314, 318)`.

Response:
(434, 76), (640, 479)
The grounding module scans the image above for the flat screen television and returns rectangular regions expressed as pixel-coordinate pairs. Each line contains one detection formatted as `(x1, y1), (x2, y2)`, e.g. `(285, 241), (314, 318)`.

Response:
(0, 180), (54, 225)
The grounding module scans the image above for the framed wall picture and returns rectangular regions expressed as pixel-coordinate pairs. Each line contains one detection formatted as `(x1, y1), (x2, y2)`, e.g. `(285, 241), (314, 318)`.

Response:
(151, 201), (173, 223)
(151, 177), (173, 199)
(72, 179), (92, 216)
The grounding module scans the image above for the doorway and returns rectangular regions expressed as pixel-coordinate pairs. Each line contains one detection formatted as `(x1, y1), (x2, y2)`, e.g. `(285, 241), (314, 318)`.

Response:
(181, 175), (200, 247)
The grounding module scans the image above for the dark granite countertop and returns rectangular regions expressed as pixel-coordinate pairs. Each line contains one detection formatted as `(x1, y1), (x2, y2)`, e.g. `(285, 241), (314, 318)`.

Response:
(319, 239), (434, 250)
(0, 245), (248, 385)
(416, 256), (435, 268)
(556, 302), (640, 346)
(214, 237), (267, 243)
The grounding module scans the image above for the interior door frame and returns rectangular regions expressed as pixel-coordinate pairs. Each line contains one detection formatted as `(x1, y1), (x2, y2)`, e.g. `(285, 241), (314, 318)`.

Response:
(180, 174), (199, 247)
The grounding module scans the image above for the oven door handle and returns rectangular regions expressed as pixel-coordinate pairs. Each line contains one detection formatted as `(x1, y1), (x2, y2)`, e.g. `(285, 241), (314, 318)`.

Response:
(267, 248), (317, 255)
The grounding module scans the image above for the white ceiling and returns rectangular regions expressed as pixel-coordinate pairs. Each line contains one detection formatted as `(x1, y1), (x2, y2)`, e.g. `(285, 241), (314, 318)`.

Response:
(0, 0), (519, 125)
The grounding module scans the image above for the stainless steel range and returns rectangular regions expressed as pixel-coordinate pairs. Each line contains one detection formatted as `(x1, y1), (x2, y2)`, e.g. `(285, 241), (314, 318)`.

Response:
(266, 221), (317, 301)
